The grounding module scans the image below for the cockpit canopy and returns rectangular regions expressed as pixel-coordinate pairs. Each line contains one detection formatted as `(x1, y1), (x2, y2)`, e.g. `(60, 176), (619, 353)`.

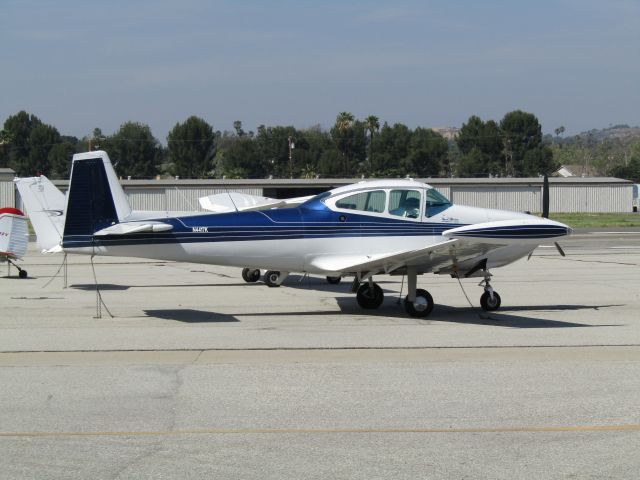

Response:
(323, 184), (451, 219)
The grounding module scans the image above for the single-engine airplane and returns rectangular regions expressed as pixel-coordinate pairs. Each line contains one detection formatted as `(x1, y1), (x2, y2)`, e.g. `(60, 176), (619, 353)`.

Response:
(17, 150), (572, 317)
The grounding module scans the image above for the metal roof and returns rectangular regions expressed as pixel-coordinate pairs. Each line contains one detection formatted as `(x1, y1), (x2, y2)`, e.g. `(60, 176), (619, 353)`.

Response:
(48, 176), (631, 189)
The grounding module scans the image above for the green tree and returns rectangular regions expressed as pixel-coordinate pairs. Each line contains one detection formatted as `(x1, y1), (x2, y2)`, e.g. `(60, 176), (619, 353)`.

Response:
(500, 110), (551, 176)
(371, 122), (411, 176)
(255, 125), (297, 177)
(406, 128), (448, 176)
(295, 125), (334, 178)
(25, 123), (61, 176)
(456, 116), (503, 176)
(457, 147), (490, 177)
(220, 137), (262, 178)
(2, 111), (43, 174)
(330, 112), (366, 176)
(48, 140), (77, 179)
(364, 115), (380, 172)
(106, 122), (160, 178)
(167, 116), (215, 178)
(609, 142), (640, 182)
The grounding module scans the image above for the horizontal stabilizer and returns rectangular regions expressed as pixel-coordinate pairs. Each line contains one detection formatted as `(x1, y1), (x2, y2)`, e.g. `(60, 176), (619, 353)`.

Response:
(94, 222), (173, 236)
(14, 176), (66, 252)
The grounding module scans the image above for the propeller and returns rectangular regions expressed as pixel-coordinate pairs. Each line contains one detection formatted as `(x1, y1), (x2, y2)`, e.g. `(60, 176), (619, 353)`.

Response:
(542, 173), (550, 219)
(529, 174), (566, 259)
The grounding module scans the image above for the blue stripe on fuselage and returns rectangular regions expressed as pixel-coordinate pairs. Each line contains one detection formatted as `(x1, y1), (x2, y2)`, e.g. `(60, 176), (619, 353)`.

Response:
(62, 203), (466, 249)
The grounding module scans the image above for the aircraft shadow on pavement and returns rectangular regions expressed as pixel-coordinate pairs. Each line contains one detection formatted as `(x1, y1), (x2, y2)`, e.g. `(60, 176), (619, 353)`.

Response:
(71, 283), (130, 291)
(71, 282), (256, 290)
(143, 309), (239, 323)
(333, 298), (623, 328)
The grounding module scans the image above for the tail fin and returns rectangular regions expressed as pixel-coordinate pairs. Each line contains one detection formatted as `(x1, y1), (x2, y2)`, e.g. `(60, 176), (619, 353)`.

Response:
(62, 151), (131, 244)
(14, 176), (66, 252)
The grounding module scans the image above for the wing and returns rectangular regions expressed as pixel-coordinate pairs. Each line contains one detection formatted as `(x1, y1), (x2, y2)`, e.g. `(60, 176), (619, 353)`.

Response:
(308, 237), (514, 276)
(199, 192), (314, 213)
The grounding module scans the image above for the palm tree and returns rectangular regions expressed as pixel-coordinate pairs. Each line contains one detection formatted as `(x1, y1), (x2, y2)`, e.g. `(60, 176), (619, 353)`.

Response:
(334, 112), (355, 175)
(364, 115), (380, 172)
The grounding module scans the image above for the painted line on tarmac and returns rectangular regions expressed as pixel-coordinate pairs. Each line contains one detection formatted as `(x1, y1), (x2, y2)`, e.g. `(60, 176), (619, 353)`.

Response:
(3, 344), (640, 354)
(2, 424), (640, 438)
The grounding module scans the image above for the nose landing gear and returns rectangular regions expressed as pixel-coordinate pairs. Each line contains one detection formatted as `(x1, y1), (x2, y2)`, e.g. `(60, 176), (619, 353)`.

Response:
(479, 272), (501, 311)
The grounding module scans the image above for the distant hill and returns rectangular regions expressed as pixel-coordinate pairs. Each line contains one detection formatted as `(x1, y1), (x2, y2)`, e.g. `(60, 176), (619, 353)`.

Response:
(572, 125), (640, 144)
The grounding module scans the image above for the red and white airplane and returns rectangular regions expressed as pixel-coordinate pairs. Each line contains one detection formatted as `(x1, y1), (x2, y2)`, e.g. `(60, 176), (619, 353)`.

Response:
(0, 207), (29, 278)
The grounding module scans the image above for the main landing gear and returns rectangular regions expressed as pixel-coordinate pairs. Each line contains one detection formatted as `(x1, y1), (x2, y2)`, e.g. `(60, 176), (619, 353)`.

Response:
(353, 267), (435, 318)
(356, 280), (384, 309)
(240, 268), (289, 287)
(402, 266), (434, 317)
(241, 267), (261, 283)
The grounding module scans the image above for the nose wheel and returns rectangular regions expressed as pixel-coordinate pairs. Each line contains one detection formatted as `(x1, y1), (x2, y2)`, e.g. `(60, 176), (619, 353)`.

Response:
(479, 273), (501, 311)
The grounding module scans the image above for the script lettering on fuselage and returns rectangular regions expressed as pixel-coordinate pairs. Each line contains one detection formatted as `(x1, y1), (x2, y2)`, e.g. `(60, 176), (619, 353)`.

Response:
(192, 227), (209, 233)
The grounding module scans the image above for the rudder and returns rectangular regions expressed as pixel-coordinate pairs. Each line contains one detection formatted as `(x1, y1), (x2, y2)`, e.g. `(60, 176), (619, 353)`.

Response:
(63, 151), (131, 244)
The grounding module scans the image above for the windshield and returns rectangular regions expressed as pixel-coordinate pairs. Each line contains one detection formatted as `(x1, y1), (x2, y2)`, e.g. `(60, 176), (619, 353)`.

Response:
(426, 188), (451, 207)
(425, 188), (451, 217)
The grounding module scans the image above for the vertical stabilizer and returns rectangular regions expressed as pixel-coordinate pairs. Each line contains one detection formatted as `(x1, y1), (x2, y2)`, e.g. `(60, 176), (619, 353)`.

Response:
(62, 151), (131, 243)
(14, 176), (66, 252)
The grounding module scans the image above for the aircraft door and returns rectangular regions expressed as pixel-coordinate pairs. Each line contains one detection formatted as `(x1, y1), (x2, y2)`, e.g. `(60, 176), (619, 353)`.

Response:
(388, 189), (423, 221)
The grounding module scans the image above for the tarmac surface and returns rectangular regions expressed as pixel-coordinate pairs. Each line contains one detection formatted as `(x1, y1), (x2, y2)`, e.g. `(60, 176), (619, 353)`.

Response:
(1, 229), (639, 479)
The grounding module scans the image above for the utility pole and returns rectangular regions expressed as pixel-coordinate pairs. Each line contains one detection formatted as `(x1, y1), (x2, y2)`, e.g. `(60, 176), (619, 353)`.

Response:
(288, 136), (295, 179)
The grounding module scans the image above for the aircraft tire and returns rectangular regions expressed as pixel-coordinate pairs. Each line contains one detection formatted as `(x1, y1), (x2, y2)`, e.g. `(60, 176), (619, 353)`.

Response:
(480, 291), (501, 311)
(404, 289), (434, 317)
(356, 283), (384, 309)
(264, 270), (281, 288)
(242, 268), (261, 283)
(19, 270), (28, 279)
(326, 276), (341, 285)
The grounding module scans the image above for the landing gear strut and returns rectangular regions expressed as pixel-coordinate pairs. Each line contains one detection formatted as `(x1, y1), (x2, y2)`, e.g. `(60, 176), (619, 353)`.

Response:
(479, 272), (501, 311)
(6, 259), (27, 279)
(403, 266), (433, 317)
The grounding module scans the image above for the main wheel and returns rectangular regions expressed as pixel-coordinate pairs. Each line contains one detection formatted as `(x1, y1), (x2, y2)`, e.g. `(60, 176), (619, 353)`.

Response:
(404, 289), (434, 317)
(480, 291), (501, 311)
(241, 268), (261, 283)
(18, 269), (28, 279)
(356, 283), (384, 309)
(326, 276), (341, 285)
(264, 270), (281, 288)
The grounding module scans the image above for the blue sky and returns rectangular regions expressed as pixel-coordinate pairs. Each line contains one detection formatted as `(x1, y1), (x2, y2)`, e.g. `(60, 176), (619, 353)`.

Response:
(1, 0), (638, 141)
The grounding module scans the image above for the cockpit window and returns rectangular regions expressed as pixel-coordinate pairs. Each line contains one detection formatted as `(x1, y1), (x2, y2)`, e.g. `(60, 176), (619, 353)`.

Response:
(389, 190), (421, 219)
(335, 190), (386, 213)
(425, 188), (451, 217)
